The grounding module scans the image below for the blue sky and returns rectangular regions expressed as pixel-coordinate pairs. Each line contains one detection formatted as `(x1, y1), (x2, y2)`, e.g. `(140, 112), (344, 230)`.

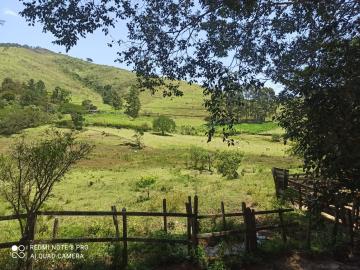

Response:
(0, 1), (283, 92)
(0, 1), (127, 69)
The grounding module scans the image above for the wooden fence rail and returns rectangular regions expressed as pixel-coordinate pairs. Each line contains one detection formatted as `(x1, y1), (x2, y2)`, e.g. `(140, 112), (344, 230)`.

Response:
(0, 196), (294, 267)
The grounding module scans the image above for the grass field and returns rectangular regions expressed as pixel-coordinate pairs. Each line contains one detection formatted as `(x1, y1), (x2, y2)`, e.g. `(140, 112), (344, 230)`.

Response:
(0, 122), (300, 269)
(0, 124), (299, 235)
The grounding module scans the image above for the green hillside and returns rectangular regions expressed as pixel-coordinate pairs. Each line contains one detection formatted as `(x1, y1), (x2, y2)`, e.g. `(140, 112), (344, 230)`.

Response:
(0, 44), (207, 115)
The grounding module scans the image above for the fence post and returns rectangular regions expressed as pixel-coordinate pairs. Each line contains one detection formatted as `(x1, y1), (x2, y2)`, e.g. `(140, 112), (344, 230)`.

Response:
(163, 199), (167, 233)
(191, 195), (199, 255)
(271, 168), (279, 197)
(221, 201), (226, 230)
(111, 206), (121, 269)
(111, 206), (120, 239)
(185, 202), (192, 259)
(278, 210), (287, 243)
(248, 209), (257, 252)
(332, 206), (339, 245)
(52, 218), (59, 239)
(122, 208), (128, 268)
(242, 202), (249, 252)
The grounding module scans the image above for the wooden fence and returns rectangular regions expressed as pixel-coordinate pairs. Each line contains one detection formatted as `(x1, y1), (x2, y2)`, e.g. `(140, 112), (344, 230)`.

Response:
(272, 167), (360, 245)
(0, 196), (295, 267)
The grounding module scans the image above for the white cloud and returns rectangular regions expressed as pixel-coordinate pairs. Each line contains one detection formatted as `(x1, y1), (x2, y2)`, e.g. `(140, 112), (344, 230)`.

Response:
(4, 8), (19, 17)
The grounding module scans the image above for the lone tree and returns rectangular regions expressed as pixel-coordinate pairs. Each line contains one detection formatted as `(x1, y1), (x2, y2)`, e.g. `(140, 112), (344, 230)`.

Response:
(153, 115), (176, 136)
(71, 112), (84, 130)
(17, 1), (359, 200)
(125, 85), (141, 118)
(0, 130), (93, 269)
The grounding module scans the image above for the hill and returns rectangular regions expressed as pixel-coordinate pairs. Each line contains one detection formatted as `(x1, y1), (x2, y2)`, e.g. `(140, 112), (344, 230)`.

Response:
(0, 44), (207, 115)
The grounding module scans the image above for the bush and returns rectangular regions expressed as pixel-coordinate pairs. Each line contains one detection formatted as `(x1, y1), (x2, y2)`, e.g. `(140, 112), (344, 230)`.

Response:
(55, 120), (74, 129)
(179, 125), (198, 135)
(0, 107), (51, 135)
(188, 146), (214, 172)
(271, 134), (282, 142)
(1, 92), (15, 102)
(215, 151), (244, 179)
(71, 112), (84, 130)
(153, 115), (176, 135)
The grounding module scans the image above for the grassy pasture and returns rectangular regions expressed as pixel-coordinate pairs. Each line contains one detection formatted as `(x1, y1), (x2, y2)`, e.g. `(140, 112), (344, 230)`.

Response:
(0, 125), (299, 242)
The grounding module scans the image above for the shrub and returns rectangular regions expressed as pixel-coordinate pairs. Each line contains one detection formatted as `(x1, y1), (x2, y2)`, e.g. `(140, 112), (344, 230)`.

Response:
(153, 115), (176, 135)
(188, 146), (214, 172)
(71, 112), (84, 130)
(133, 130), (144, 149)
(179, 125), (198, 135)
(215, 151), (244, 179)
(55, 120), (74, 129)
(0, 107), (51, 135)
(135, 176), (157, 199)
(82, 99), (97, 111)
(1, 92), (15, 102)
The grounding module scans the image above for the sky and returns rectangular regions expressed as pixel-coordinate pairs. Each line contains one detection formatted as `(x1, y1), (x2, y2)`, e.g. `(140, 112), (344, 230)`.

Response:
(0, 1), (127, 69)
(0, 1), (283, 92)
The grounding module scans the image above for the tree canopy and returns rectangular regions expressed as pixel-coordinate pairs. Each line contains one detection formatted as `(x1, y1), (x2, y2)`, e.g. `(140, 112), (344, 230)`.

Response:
(17, 1), (360, 184)
(18, 0), (359, 133)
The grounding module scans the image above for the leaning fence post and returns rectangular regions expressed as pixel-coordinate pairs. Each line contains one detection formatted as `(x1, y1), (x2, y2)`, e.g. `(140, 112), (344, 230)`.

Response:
(111, 206), (120, 239)
(163, 198), (168, 233)
(52, 218), (59, 239)
(221, 201), (226, 230)
(278, 210), (287, 243)
(122, 208), (128, 267)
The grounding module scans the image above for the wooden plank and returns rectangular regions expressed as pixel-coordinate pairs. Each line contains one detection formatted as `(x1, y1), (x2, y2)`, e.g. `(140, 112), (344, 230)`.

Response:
(163, 199), (167, 233)
(197, 212), (244, 219)
(254, 209), (293, 215)
(37, 210), (190, 217)
(0, 214), (27, 221)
